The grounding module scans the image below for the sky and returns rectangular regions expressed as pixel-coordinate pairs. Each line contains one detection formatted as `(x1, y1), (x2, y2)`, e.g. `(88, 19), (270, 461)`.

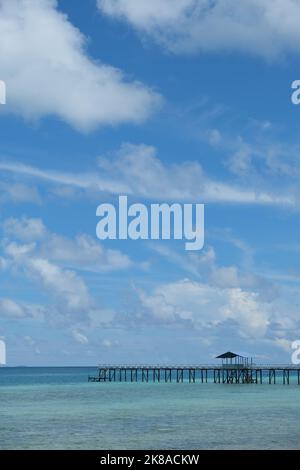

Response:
(1, 0), (300, 365)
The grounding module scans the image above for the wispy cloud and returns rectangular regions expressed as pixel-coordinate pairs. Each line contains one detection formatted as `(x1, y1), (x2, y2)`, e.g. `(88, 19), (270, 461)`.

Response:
(98, 0), (300, 60)
(0, 180), (41, 205)
(0, 143), (294, 206)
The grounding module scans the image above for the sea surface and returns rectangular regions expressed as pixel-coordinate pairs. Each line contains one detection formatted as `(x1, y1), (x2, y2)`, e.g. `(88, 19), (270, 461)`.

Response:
(0, 367), (300, 450)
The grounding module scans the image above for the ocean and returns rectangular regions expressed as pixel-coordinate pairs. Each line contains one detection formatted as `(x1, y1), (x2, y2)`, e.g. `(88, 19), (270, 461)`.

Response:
(1, 367), (300, 450)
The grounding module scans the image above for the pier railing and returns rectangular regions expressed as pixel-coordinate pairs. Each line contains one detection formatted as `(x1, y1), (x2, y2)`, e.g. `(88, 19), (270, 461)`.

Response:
(96, 363), (300, 369)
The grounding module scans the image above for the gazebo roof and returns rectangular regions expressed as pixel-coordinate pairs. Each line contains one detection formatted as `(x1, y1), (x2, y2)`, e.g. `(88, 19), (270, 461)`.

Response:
(216, 351), (243, 359)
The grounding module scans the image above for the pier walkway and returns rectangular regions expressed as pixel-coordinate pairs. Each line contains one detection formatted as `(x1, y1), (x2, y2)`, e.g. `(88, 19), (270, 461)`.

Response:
(88, 364), (300, 385)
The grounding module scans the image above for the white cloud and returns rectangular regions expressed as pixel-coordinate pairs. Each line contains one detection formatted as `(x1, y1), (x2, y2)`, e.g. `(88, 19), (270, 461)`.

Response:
(72, 330), (89, 345)
(3, 238), (112, 327)
(0, 298), (26, 318)
(98, 0), (300, 59)
(29, 258), (91, 312)
(3, 216), (132, 272)
(41, 233), (132, 272)
(137, 275), (300, 349)
(0, 257), (8, 270)
(0, 181), (41, 204)
(0, 143), (293, 206)
(0, 298), (44, 320)
(204, 124), (300, 196)
(1, 217), (129, 329)
(102, 144), (292, 205)
(102, 339), (119, 348)
(273, 337), (292, 353)
(4, 241), (35, 260)
(150, 243), (276, 302)
(211, 266), (240, 287)
(99, 0), (191, 29)
(208, 129), (222, 147)
(0, 161), (130, 194)
(4, 217), (46, 241)
(139, 278), (271, 337)
(0, 0), (160, 131)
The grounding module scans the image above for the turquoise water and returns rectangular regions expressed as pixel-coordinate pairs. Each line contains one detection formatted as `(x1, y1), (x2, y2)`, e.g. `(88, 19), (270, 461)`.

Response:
(1, 367), (300, 449)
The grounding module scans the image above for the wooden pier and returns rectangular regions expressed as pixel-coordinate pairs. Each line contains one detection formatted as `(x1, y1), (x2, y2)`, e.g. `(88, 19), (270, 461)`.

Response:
(88, 364), (300, 385)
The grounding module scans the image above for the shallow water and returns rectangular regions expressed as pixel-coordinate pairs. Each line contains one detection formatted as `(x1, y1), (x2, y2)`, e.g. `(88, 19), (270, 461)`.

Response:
(0, 367), (300, 449)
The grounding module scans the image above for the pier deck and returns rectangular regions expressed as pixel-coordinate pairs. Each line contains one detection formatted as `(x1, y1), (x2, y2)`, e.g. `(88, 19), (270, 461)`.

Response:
(88, 365), (300, 385)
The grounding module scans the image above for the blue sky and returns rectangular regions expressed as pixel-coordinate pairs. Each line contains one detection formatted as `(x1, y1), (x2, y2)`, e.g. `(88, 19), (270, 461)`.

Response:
(1, 0), (300, 365)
